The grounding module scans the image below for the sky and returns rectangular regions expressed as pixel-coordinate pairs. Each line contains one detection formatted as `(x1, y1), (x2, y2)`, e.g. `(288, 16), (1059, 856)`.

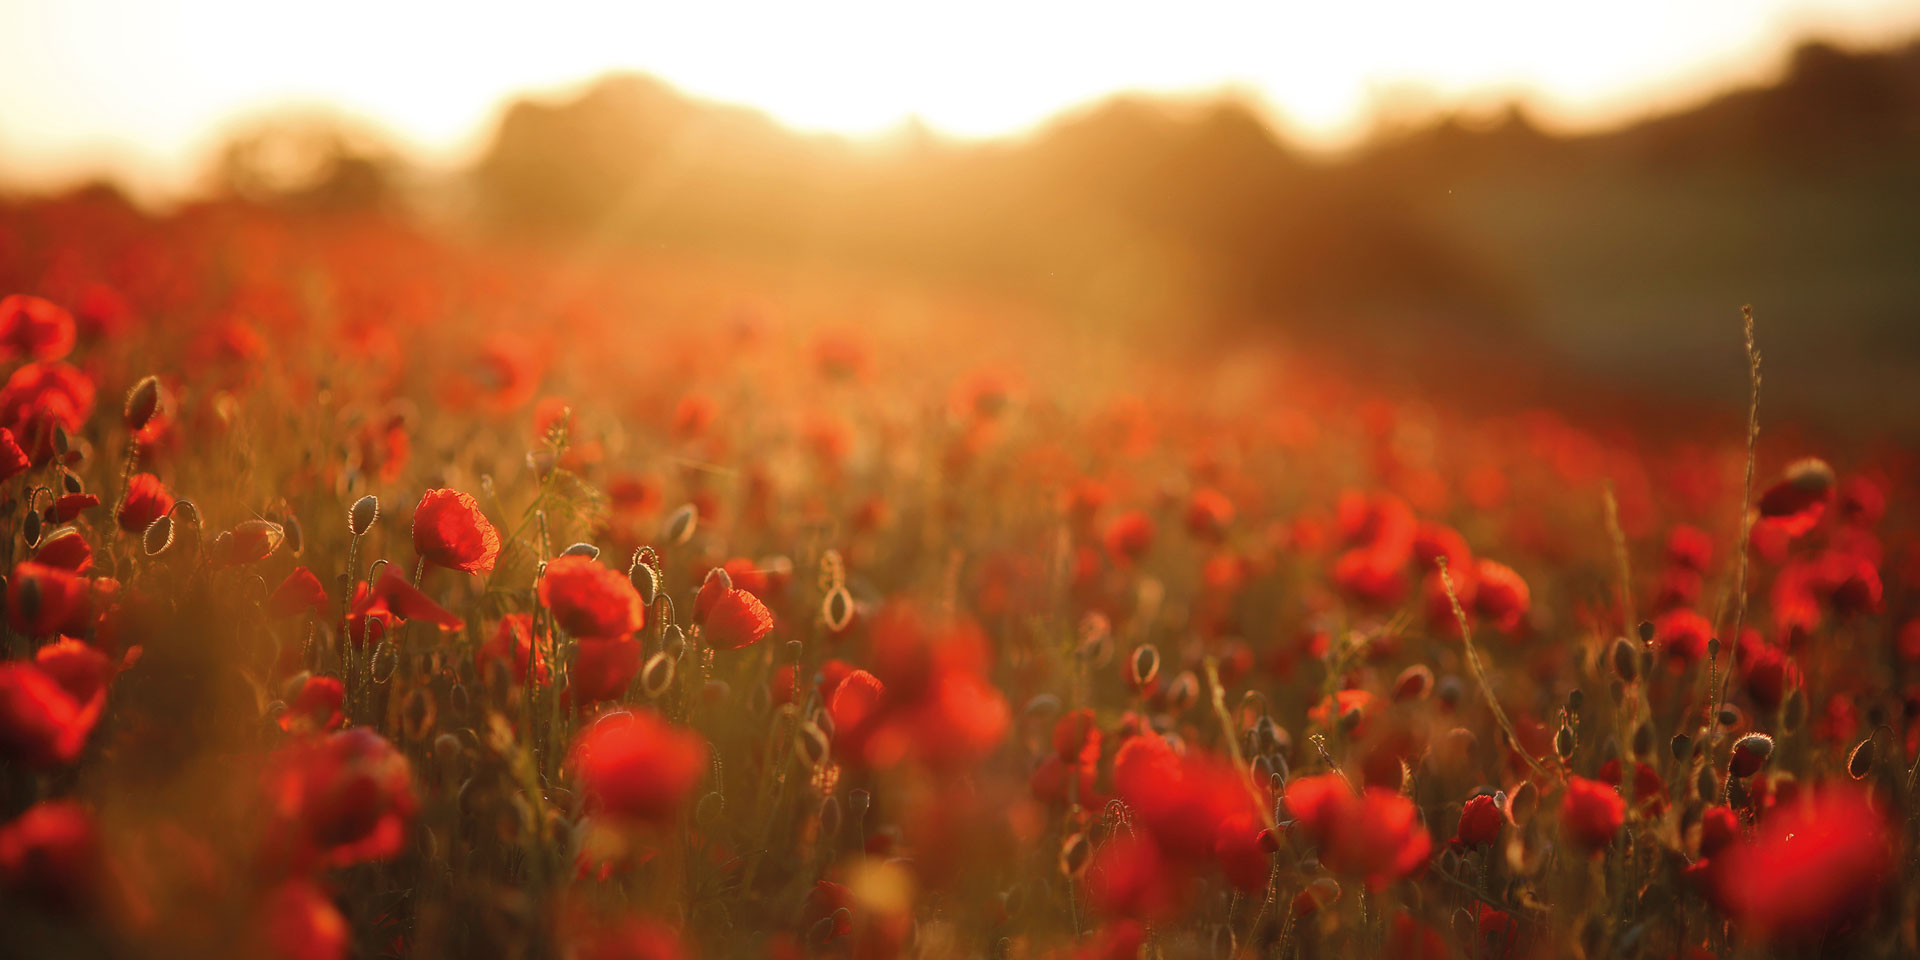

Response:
(3, 0), (1918, 203)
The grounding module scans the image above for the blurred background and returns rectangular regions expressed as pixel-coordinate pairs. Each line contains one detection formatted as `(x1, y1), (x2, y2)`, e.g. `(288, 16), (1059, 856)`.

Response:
(4, 1), (1919, 434)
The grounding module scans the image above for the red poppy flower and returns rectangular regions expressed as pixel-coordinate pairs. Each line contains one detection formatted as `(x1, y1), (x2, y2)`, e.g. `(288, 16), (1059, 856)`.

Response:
(117, 473), (174, 533)
(1086, 833), (1190, 920)
(704, 588), (774, 650)
(51, 492), (100, 522)
(34, 638), (114, 705)
(217, 519), (286, 566)
(1456, 793), (1505, 847)
(539, 556), (644, 640)
(0, 661), (103, 769)
(262, 728), (418, 870)
(0, 295), (77, 363)
(0, 801), (100, 914)
(1103, 510), (1155, 564)
(571, 637), (641, 703)
(255, 880), (348, 960)
(1185, 487), (1234, 541)
(0, 361), (94, 463)
(1755, 458), (1834, 537)
(1472, 559), (1530, 631)
(1666, 524), (1714, 573)
(1283, 773), (1431, 889)
(571, 916), (688, 960)
(31, 531), (92, 572)
(267, 567), (331, 619)
(411, 489), (501, 574)
(0, 427), (27, 481)
(1713, 786), (1890, 944)
(1652, 609), (1711, 672)
(8, 561), (94, 636)
(1559, 776), (1624, 854)
(281, 675), (346, 734)
(478, 613), (550, 687)
(343, 572), (463, 647)
(569, 709), (707, 824)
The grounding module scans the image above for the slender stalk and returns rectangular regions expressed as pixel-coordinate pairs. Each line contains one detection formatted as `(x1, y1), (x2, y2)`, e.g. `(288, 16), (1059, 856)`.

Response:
(1439, 558), (1555, 781)
(1711, 306), (1761, 738)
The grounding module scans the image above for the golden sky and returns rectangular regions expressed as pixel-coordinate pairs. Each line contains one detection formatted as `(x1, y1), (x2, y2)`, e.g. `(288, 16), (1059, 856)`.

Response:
(3, 0), (1917, 202)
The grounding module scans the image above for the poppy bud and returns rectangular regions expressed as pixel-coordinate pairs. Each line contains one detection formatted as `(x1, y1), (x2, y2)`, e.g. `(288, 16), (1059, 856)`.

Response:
(1256, 827), (1281, 854)
(629, 560), (660, 606)
(662, 504), (697, 545)
(142, 515), (174, 557)
(124, 376), (162, 432)
(1637, 620), (1654, 643)
(1716, 705), (1742, 729)
(695, 791), (726, 826)
(1164, 671), (1200, 712)
(1059, 833), (1090, 875)
(821, 586), (854, 633)
(1393, 665), (1433, 702)
(1631, 722), (1653, 758)
(349, 495), (379, 536)
(1127, 645), (1161, 692)
(1669, 732), (1691, 762)
(1609, 637), (1639, 683)
(561, 542), (599, 559)
(22, 508), (41, 548)
(1554, 725), (1576, 762)
(1846, 738), (1873, 780)
(1456, 793), (1505, 847)
(221, 519), (285, 566)
(640, 652), (675, 699)
(849, 788), (871, 819)
(1566, 688), (1584, 713)
(1729, 733), (1774, 778)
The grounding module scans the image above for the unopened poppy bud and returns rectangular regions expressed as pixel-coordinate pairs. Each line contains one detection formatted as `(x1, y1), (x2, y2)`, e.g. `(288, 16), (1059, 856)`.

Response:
(808, 913), (847, 948)
(1128, 644), (1160, 690)
(1716, 705), (1742, 729)
(223, 519), (285, 565)
(1608, 679), (1626, 705)
(1637, 620), (1654, 643)
(1631, 722), (1653, 758)
(640, 652), (675, 698)
(1846, 737), (1873, 779)
(448, 683), (470, 718)
(349, 495), (379, 536)
(1729, 733), (1774, 778)
(22, 508), (41, 547)
(1566, 688), (1584, 712)
(662, 624), (687, 660)
(1165, 671), (1200, 712)
(1670, 732), (1692, 762)
(1695, 766), (1718, 799)
(143, 514), (174, 557)
(124, 375), (162, 432)
(1610, 637), (1639, 683)
(1555, 725), (1577, 762)
(849, 788), (871, 819)
(695, 791), (726, 826)
(819, 795), (842, 836)
(51, 425), (68, 457)
(1256, 827), (1280, 854)
(662, 504), (698, 545)
(1059, 833), (1090, 875)
(797, 722), (830, 766)
(629, 561), (660, 606)
(822, 586), (854, 632)
(703, 565), (732, 596)
(1393, 664), (1433, 702)
(561, 542), (599, 560)
(61, 473), (81, 494)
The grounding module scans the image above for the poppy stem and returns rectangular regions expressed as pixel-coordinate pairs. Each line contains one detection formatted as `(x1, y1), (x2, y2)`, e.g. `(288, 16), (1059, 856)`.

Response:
(1439, 558), (1555, 781)
(1711, 306), (1761, 740)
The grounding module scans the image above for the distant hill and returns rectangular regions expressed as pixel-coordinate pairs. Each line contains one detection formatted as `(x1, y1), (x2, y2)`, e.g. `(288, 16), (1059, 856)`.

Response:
(470, 38), (1920, 431)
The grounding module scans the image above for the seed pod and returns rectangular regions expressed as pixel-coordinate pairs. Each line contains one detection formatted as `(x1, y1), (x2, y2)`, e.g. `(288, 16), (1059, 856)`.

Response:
(1392, 664), (1434, 702)
(561, 542), (599, 559)
(349, 495), (379, 536)
(630, 560), (661, 606)
(1729, 733), (1774, 778)
(662, 504), (698, 545)
(1128, 644), (1161, 690)
(143, 514), (175, 557)
(124, 375), (163, 432)
(1609, 637), (1639, 684)
(1059, 833), (1091, 875)
(1554, 724), (1577, 762)
(1846, 737), (1873, 780)
(822, 585), (854, 633)
(1670, 732), (1692, 762)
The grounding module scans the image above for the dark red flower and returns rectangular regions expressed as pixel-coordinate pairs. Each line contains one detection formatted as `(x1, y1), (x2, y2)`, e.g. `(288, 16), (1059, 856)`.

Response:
(411, 489), (501, 574)
(539, 556), (644, 640)
(51, 492), (100, 522)
(1756, 458), (1834, 537)
(1472, 559), (1530, 631)
(8, 561), (94, 636)
(0, 294), (77, 362)
(343, 572), (464, 647)
(254, 880), (348, 960)
(262, 728), (418, 870)
(31, 531), (92, 572)
(0, 801), (101, 914)
(569, 709), (707, 824)
(1713, 787), (1890, 944)
(1103, 510), (1155, 564)
(704, 588), (774, 650)
(571, 637), (641, 703)
(1667, 523), (1714, 573)
(117, 473), (174, 533)
(1185, 487), (1234, 541)
(1559, 776), (1624, 854)
(34, 638), (114, 705)
(1283, 773), (1430, 889)
(0, 361), (94, 463)
(267, 567), (331, 619)
(0, 662), (102, 769)
(281, 675), (346, 734)
(478, 613), (550, 687)
(1456, 793), (1505, 847)
(0, 427), (28, 481)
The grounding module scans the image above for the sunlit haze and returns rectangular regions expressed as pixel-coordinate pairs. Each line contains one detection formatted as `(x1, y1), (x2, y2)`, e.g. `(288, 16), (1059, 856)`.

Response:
(4, 0), (1918, 201)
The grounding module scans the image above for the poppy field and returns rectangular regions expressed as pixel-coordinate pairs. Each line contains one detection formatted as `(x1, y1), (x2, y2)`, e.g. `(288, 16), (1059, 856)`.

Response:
(0, 192), (1916, 960)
